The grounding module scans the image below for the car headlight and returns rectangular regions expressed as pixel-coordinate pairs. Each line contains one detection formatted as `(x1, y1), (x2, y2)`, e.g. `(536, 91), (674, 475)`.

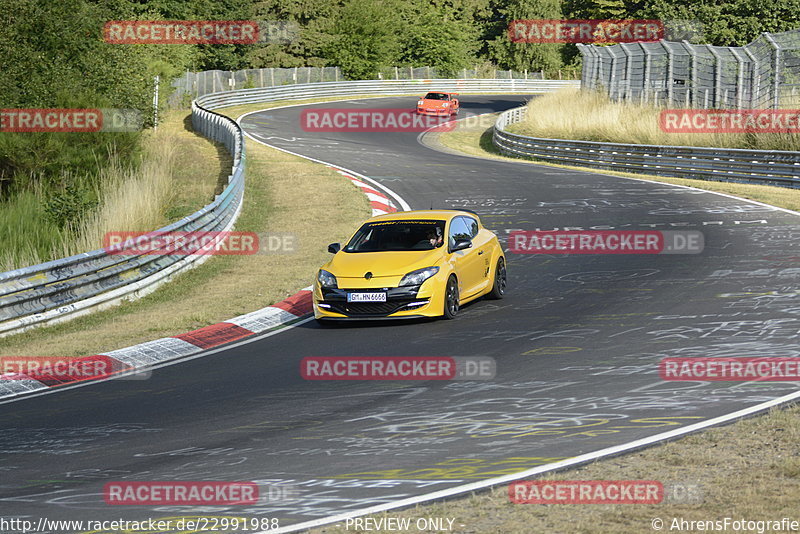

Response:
(399, 266), (439, 287)
(417, 100), (424, 106)
(318, 269), (337, 288)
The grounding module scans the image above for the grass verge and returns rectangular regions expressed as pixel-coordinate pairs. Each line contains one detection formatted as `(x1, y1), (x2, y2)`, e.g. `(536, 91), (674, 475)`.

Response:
(0, 105), (369, 357)
(509, 89), (800, 151)
(0, 114), (204, 271)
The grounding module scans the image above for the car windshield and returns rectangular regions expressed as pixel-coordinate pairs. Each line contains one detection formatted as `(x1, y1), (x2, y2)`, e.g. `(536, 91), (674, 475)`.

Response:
(344, 220), (446, 252)
(424, 93), (449, 100)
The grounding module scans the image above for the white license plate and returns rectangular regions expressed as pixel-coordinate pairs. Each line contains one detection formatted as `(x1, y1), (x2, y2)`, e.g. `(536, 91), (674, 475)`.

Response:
(348, 292), (387, 303)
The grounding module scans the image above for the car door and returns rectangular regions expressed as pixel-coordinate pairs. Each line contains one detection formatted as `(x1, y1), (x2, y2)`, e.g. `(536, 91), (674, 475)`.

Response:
(463, 215), (493, 294)
(448, 216), (483, 299)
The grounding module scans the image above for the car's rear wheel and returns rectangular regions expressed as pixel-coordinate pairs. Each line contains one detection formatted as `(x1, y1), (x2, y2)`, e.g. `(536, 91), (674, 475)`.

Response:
(443, 275), (459, 319)
(487, 257), (506, 299)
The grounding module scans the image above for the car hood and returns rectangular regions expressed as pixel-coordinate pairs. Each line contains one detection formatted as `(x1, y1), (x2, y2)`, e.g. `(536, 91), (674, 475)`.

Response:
(327, 249), (442, 279)
(420, 99), (448, 106)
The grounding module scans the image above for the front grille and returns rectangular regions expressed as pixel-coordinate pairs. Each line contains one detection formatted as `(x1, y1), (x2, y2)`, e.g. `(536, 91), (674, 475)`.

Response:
(326, 299), (425, 317)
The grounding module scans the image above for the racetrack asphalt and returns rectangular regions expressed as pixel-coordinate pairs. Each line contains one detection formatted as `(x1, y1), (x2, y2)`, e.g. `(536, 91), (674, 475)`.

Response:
(1, 95), (799, 532)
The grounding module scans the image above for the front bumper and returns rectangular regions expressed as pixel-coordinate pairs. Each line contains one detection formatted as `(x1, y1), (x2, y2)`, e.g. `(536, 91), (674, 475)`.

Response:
(416, 107), (453, 116)
(314, 284), (444, 319)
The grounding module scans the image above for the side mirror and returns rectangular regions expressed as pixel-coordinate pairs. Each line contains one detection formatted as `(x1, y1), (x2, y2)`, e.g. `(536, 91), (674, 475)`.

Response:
(328, 243), (341, 253)
(451, 238), (472, 253)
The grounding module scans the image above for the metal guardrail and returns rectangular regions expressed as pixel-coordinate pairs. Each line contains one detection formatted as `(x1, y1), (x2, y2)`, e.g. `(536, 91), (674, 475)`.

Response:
(0, 103), (246, 337)
(171, 67), (553, 104)
(195, 79), (579, 109)
(493, 106), (800, 188)
(0, 78), (573, 337)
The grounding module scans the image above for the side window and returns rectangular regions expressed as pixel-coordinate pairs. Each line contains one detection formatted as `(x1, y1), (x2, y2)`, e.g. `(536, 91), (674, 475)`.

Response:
(448, 217), (472, 250)
(464, 216), (479, 238)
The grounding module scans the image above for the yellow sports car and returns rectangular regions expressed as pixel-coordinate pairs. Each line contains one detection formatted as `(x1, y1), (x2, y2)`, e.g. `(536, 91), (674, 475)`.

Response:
(313, 210), (506, 320)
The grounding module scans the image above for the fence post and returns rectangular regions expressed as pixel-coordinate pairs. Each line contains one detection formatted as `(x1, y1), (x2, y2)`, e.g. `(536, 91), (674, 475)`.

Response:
(270, 67), (275, 86)
(609, 46), (619, 100)
(595, 47), (606, 91)
(764, 32), (782, 109)
(707, 45), (723, 108)
(594, 48), (603, 91)
(620, 43), (633, 101)
(730, 47), (746, 109)
(742, 46), (759, 108)
(683, 40), (697, 107)
(663, 40), (674, 106)
(641, 42), (652, 104)
(576, 44), (589, 88)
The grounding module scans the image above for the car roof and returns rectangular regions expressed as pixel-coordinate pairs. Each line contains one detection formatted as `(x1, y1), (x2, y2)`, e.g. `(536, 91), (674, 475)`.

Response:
(365, 209), (480, 224)
(423, 92), (458, 96)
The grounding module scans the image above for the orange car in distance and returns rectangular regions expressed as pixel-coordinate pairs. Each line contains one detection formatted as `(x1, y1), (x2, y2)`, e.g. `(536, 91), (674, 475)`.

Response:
(416, 92), (459, 116)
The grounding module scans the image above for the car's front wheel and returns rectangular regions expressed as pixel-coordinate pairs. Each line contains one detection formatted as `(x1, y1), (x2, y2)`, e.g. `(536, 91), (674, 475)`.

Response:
(443, 275), (459, 319)
(487, 257), (506, 299)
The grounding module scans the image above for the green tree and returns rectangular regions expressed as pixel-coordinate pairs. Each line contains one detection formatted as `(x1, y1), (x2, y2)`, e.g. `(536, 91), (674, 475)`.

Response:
(324, 0), (404, 79)
(246, 0), (339, 67)
(399, 1), (478, 76)
(486, 0), (564, 74)
(640, 0), (800, 46)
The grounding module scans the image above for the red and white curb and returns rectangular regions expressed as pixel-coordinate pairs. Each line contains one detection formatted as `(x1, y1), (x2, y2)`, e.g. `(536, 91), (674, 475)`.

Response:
(0, 158), (407, 402)
(0, 288), (312, 400)
(328, 167), (398, 216)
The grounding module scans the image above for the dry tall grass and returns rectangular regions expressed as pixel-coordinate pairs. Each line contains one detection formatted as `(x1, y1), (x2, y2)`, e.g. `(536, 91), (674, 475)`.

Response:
(512, 89), (800, 151)
(0, 129), (178, 271)
(62, 135), (176, 257)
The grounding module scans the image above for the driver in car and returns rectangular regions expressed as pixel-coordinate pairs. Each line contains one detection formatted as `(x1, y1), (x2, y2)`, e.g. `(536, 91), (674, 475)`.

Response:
(426, 227), (443, 248)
